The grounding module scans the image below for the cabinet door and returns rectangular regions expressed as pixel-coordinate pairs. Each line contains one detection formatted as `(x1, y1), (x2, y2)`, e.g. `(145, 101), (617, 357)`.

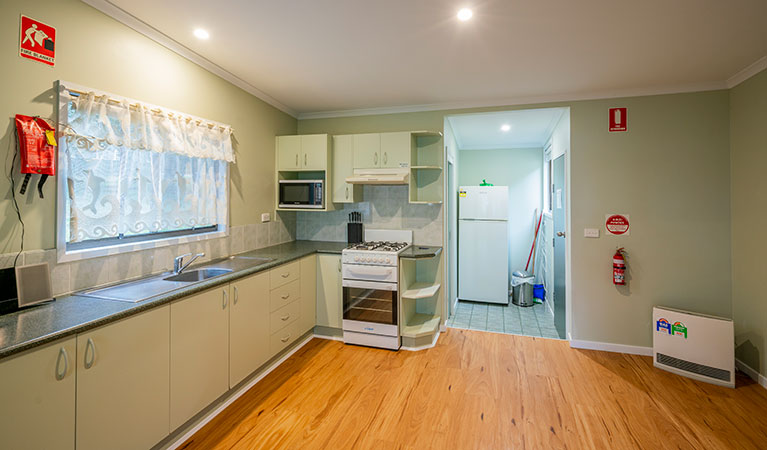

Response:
(77, 306), (170, 450)
(301, 134), (328, 170)
(332, 135), (355, 203)
(317, 254), (343, 329)
(300, 255), (317, 334)
(0, 338), (76, 450)
(352, 133), (381, 169)
(230, 272), (270, 387)
(277, 135), (301, 170)
(170, 287), (230, 430)
(380, 131), (412, 168)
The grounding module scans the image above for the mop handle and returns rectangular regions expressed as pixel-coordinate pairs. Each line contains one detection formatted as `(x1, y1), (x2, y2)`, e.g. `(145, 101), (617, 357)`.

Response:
(525, 212), (544, 271)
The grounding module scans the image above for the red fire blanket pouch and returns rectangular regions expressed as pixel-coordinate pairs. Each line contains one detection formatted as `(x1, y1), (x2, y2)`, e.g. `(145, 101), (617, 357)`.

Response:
(14, 114), (56, 198)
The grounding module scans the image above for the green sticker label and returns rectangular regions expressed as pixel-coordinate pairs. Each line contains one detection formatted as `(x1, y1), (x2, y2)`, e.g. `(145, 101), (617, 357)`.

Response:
(672, 321), (687, 339)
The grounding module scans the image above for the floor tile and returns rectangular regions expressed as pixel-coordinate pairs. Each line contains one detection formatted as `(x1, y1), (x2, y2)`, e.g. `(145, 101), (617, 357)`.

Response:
(449, 300), (563, 340)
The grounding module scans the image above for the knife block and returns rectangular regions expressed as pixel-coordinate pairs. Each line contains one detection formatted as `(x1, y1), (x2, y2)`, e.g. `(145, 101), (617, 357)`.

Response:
(347, 223), (363, 244)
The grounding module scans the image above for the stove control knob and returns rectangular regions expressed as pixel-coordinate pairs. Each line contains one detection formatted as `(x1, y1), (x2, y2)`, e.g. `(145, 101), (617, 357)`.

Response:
(378, 257), (384, 263)
(385, 258), (391, 263)
(366, 257), (371, 262)
(354, 256), (360, 262)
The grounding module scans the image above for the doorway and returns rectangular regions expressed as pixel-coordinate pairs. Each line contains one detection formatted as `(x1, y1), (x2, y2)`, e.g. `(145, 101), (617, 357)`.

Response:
(444, 108), (570, 340)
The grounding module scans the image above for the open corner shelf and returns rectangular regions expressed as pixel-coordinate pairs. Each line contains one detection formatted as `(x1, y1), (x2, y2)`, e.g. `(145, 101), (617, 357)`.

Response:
(410, 165), (443, 170)
(401, 313), (441, 338)
(402, 282), (441, 300)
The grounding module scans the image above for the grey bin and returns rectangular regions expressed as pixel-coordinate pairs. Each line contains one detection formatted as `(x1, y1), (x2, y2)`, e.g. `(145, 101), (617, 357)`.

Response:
(512, 270), (535, 307)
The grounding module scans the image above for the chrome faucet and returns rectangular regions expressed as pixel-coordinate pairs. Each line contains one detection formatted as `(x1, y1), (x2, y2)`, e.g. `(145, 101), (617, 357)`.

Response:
(173, 252), (205, 274)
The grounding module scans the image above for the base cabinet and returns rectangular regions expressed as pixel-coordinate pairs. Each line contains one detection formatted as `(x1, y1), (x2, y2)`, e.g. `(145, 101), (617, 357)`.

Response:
(76, 306), (170, 450)
(317, 254), (343, 329)
(229, 272), (270, 387)
(300, 255), (317, 334)
(0, 338), (76, 450)
(170, 286), (230, 430)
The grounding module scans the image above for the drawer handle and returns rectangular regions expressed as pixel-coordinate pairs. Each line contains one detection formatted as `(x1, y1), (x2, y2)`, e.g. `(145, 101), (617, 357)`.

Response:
(281, 334), (291, 343)
(281, 314), (291, 321)
(281, 293), (291, 300)
(55, 347), (68, 381)
(84, 338), (96, 370)
(281, 273), (290, 278)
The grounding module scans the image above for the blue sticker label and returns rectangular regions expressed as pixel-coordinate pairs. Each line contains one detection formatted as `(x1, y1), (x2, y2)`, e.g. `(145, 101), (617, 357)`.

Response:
(656, 318), (671, 334)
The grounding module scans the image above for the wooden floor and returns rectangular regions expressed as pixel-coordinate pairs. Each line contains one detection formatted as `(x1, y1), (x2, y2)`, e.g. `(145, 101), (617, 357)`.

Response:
(181, 329), (767, 450)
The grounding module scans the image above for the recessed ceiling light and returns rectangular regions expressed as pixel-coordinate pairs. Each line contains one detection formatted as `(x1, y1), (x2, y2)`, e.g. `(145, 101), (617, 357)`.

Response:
(457, 8), (473, 21)
(500, 124), (511, 132)
(193, 28), (210, 40)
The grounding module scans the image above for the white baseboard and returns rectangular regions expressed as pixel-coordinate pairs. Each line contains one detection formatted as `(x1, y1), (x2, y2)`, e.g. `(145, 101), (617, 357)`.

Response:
(735, 358), (767, 390)
(569, 336), (653, 356)
(401, 330), (441, 351)
(166, 334), (313, 450)
(312, 333), (344, 342)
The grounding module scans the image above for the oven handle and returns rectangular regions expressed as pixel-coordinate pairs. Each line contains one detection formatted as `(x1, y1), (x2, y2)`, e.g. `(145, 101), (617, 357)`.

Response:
(342, 279), (398, 291)
(344, 265), (394, 278)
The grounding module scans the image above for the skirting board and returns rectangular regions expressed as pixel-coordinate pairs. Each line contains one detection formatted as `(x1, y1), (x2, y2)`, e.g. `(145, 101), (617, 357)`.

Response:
(568, 335), (653, 357)
(401, 330), (441, 351)
(735, 358), (767, 390)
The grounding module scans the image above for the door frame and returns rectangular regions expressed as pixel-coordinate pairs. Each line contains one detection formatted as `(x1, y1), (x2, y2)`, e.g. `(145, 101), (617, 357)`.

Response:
(444, 155), (458, 320)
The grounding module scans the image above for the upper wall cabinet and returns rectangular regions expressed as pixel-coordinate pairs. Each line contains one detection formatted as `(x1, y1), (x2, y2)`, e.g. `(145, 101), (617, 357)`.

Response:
(352, 133), (381, 169)
(332, 135), (362, 203)
(352, 132), (413, 169)
(276, 134), (330, 171)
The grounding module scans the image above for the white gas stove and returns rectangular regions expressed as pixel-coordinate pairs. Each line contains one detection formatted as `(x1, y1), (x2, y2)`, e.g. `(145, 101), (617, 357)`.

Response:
(341, 229), (412, 350)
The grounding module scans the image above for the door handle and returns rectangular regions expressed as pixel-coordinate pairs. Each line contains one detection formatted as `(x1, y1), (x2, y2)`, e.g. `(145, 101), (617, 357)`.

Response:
(383, 152), (388, 164)
(84, 338), (96, 369)
(233, 286), (239, 305)
(374, 152), (378, 165)
(304, 154), (307, 166)
(55, 347), (69, 381)
(556, 231), (566, 237)
(337, 259), (342, 272)
(222, 289), (228, 309)
(345, 186), (349, 199)
(295, 154), (298, 166)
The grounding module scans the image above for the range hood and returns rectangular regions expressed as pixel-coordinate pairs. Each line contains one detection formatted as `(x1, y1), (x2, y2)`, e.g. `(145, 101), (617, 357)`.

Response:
(346, 168), (410, 185)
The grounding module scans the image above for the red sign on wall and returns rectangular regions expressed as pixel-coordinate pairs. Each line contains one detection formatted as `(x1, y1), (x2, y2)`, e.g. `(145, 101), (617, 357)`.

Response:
(609, 107), (627, 132)
(605, 214), (630, 235)
(19, 15), (56, 67)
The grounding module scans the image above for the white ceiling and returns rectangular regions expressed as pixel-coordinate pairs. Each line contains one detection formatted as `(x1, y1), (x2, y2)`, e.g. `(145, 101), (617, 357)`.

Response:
(92, 0), (766, 117)
(448, 108), (565, 150)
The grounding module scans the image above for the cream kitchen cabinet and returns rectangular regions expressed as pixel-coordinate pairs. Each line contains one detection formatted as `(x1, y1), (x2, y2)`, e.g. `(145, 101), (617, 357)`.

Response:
(76, 306), (170, 450)
(352, 133), (381, 169)
(316, 253), (343, 329)
(332, 135), (362, 203)
(0, 338), (76, 450)
(300, 255), (317, 334)
(170, 286), (230, 430)
(380, 131), (413, 168)
(276, 134), (330, 171)
(229, 272), (270, 387)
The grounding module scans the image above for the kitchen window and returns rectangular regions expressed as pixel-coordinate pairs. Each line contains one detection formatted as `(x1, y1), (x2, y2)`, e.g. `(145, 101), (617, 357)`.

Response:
(56, 81), (234, 261)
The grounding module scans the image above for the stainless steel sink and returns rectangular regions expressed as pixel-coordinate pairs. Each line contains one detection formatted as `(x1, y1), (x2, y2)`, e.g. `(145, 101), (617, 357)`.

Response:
(77, 255), (274, 303)
(163, 268), (233, 282)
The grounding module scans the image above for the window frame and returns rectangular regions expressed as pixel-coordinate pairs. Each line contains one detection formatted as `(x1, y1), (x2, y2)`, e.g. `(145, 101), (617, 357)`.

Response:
(55, 80), (230, 263)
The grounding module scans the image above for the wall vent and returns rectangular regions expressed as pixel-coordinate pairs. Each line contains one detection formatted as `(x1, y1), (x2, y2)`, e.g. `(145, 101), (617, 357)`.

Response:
(656, 353), (731, 382)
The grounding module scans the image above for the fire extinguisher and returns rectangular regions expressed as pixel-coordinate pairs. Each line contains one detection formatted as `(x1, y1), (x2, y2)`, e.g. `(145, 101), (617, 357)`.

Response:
(613, 248), (626, 285)
(14, 114), (57, 198)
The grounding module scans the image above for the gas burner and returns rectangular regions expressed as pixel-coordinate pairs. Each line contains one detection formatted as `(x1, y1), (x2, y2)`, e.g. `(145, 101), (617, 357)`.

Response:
(345, 241), (410, 252)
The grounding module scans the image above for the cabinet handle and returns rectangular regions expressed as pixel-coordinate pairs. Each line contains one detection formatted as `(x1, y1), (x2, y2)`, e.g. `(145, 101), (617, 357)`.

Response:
(281, 272), (290, 278)
(295, 154), (298, 166)
(84, 338), (95, 370)
(338, 258), (341, 272)
(281, 334), (291, 343)
(345, 186), (349, 199)
(281, 314), (291, 321)
(304, 154), (307, 166)
(55, 347), (68, 381)
(222, 289), (229, 309)
(383, 152), (388, 164)
(233, 286), (239, 305)
(281, 293), (291, 300)
(374, 152), (378, 165)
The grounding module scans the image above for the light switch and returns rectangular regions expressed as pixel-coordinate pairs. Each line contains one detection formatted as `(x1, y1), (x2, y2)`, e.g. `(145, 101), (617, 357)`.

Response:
(261, 213), (271, 223)
(584, 228), (600, 238)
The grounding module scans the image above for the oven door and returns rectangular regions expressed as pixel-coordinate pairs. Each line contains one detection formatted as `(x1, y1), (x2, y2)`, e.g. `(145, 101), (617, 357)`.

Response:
(342, 279), (398, 328)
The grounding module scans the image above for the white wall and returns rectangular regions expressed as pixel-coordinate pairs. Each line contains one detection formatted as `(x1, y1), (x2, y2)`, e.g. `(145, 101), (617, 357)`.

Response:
(458, 148), (543, 277)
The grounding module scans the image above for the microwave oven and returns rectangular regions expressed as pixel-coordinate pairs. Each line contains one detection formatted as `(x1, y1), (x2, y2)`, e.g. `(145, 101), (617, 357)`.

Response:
(278, 179), (324, 209)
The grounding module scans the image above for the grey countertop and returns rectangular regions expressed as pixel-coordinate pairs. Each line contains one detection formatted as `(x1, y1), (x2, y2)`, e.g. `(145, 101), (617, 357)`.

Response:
(0, 240), (346, 360)
(400, 245), (442, 259)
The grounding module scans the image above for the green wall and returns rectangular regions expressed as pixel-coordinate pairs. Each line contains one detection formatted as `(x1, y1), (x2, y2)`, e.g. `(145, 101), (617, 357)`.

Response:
(731, 68), (767, 378)
(0, 0), (297, 253)
(299, 90), (733, 349)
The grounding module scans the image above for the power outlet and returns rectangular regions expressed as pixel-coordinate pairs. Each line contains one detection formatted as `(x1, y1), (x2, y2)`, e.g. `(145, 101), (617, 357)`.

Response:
(261, 213), (271, 223)
(584, 228), (600, 238)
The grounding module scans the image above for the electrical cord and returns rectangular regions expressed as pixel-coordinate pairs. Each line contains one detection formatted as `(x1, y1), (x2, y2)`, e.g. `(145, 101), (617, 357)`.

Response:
(8, 129), (25, 267)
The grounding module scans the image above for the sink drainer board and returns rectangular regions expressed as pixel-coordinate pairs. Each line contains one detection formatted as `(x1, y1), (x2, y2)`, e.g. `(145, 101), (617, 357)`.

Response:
(78, 256), (273, 303)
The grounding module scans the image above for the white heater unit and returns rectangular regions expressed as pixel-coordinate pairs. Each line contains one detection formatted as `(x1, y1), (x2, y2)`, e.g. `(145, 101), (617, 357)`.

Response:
(652, 306), (734, 388)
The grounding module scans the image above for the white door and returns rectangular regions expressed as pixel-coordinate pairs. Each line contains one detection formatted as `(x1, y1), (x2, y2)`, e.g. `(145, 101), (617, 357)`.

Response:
(459, 186), (509, 220)
(458, 220), (509, 304)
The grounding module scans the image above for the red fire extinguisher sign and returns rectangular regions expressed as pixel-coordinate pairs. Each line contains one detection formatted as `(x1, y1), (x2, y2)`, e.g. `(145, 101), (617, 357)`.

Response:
(609, 107), (627, 132)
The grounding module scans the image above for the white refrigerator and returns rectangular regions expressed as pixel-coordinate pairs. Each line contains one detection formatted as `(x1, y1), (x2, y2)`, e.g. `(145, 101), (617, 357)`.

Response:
(458, 186), (509, 304)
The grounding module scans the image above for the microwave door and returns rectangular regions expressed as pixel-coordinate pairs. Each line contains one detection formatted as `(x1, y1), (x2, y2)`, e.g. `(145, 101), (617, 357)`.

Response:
(281, 183), (310, 205)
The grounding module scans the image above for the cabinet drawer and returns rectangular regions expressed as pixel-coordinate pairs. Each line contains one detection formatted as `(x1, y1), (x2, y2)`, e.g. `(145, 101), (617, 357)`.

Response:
(270, 299), (300, 333)
(270, 261), (300, 289)
(270, 279), (300, 312)
(270, 321), (302, 355)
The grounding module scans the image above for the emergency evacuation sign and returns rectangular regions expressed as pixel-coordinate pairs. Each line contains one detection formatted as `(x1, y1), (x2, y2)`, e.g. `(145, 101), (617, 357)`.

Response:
(605, 214), (630, 235)
(609, 107), (627, 132)
(19, 16), (56, 67)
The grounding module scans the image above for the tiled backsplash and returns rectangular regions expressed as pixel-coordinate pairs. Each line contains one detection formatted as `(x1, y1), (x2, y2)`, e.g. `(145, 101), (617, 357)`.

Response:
(0, 217), (296, 298)
(296, 185), (443, 246)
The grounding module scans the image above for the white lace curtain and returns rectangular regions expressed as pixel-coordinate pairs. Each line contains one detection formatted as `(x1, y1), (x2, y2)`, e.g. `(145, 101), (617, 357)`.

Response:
(61, 89), (233, 244)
